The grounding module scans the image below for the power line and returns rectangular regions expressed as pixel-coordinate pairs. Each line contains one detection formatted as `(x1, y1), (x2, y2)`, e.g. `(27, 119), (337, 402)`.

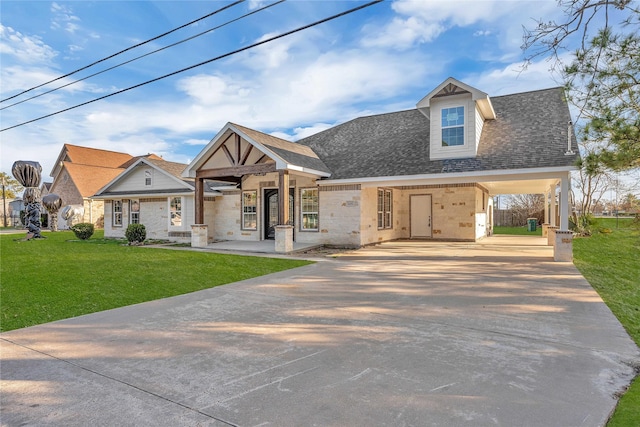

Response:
(0, 0), (384, 133)
(0, 0), (286, 111)
(0, 0), (246, 104)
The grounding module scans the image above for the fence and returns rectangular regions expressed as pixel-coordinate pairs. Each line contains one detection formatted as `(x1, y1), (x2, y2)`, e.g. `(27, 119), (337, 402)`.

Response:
(494, 209), (545, 227)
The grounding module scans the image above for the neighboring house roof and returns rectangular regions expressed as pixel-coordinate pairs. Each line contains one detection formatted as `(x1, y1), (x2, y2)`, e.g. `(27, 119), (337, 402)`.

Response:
(298, 87), (578, 180)
(50, 143), (168, 199)
(64, 163), (126, 198)
(51, 144), (135, 177)
(119, 153), (164, 169)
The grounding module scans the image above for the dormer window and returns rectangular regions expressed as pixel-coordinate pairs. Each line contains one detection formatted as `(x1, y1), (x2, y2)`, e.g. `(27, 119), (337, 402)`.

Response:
(441, 106), (465, 147)
(416, 77), (496, 161)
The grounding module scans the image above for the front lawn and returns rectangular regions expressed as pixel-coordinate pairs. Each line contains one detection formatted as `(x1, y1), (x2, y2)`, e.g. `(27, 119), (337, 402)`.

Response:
(493, 225), (542, 236)
(573, 218), (640, 426)
(0, 230), (312, 332)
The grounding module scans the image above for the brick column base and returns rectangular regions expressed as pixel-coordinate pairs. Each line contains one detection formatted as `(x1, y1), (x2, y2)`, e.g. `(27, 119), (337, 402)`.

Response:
(275, 225), (294, 253)
(191, 224), (208, 248)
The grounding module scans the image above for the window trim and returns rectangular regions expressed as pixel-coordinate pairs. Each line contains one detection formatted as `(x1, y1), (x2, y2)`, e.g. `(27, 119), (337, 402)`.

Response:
(144, 169), (152, 186)
(169, 196), (183, 229)
(441, 106), (465, 147)
(113, 200), (123, 227)
(242, 190), (258, 231)
(300, 188), (319, 232)
(377, 188), (393, 230)
(130, 199), (140, 224)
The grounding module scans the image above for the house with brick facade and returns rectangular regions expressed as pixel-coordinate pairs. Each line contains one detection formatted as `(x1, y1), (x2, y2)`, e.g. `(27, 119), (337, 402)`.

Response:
(49, 144), (161, 229)
(182, 78), (579, 253)
(93, 157), (226, 242)
(94, 78), (579, 255)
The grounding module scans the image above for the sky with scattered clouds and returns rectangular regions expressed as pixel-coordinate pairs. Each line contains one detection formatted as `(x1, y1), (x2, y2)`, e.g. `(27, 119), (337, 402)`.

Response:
(0, 0), (598, 179)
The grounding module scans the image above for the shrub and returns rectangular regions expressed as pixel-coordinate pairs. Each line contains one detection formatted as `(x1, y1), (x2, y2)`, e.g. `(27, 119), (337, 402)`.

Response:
(571, 214), (595, 236)
(70, 223), (95, 240)
(125, 223), (146, 244)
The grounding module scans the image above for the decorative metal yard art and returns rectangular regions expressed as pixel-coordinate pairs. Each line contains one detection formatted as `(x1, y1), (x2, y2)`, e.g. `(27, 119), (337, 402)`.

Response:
(61, 205), (84, 228)
(43, 194), (63, 231)
(12, 161), (43, 239)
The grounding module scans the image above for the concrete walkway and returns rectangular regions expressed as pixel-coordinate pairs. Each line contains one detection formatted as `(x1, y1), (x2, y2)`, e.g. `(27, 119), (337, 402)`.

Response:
(1, 237), (638, 426)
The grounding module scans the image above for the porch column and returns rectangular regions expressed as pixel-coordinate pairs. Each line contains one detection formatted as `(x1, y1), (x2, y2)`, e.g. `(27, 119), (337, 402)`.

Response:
(549, 184), (557, 227)
(278, 170), (290, 225)
(195, 177), (204, 225)
(276, 169), (293, 253)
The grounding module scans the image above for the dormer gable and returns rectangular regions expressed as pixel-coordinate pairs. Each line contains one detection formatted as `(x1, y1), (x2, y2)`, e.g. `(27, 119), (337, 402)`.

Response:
(417, 77), (496, 160)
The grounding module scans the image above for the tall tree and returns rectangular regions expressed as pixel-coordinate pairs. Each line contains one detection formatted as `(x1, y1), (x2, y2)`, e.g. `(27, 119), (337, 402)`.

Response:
(573, 128), (616, 215)
(522, 0), (640, 170)
(0, 172), (24, 199)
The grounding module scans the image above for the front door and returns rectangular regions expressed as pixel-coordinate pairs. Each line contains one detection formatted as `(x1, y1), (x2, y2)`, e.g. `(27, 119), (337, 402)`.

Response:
(264, 188), (294, 240)
(410, 194), (432, 238)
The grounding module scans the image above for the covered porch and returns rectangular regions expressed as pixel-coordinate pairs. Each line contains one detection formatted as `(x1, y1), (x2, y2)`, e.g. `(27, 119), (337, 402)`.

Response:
(182, 122), (331, 254)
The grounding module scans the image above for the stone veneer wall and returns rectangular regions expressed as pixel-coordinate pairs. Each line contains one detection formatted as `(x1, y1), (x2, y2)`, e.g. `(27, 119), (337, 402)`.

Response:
(396, 184), (484, 242)
(311, 184), (362, 247)
(103, 196), (200, 243)
(211, 173), (320, 243)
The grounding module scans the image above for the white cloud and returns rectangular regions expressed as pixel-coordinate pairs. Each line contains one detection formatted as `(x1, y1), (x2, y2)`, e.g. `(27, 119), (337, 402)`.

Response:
(362, 16), (444, 49)
(364, 0), (559, 50)
(474, 30), (492, 37)
(468, 54), (567, 96)
(0, 25), (57, 64)
(50, 2), (81, 34)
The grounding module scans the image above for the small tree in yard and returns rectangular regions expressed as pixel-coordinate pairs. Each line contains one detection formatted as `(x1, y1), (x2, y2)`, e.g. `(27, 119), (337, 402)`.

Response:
(126, 223), (146, 245)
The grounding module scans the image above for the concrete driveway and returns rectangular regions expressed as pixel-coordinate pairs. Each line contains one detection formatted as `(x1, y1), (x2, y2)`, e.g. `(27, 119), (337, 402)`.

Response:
(1, 236), (638, 426)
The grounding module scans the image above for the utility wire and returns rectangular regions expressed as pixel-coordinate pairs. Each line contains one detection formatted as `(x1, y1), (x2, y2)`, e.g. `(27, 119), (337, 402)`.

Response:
(0, 0), (286, 111)
(0, 0), (383, 133)
(0, 0), (245, 103)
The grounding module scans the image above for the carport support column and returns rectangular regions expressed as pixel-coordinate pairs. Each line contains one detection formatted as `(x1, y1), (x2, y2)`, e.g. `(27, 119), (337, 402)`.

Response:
(559, 173), (570, 231)
(276, 169), (293, 253)
(549, 184), (557, 227)
(542, 192), (550, 237)
(554, 173), (573, 262)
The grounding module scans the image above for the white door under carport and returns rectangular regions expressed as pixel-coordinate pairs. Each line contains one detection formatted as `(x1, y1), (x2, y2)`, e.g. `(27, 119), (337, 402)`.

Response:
(410, 194), (432, 238)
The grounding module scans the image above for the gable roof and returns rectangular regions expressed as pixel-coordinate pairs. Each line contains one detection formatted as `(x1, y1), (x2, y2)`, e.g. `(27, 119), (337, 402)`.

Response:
(417, 77), (496, 120)
(298, 87), (578, 180)
(51, 144), (134, 177)
(93, 157), (223, 198)
(64, 163), (126, 198)
(183, 122), (331, 178)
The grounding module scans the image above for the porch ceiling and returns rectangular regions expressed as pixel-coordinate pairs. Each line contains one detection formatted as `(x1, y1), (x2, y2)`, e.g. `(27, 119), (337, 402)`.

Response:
(479, 178), (559, 195)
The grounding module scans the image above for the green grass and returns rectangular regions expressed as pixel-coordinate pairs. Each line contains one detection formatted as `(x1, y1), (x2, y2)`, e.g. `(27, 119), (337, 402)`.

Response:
(0, 230), (312, 332)
(573, 218), (640, 426)
(494, 225), (543, 236)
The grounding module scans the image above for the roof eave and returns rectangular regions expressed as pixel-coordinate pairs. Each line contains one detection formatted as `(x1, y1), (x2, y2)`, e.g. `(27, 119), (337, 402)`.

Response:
(317, 165), (578, 187)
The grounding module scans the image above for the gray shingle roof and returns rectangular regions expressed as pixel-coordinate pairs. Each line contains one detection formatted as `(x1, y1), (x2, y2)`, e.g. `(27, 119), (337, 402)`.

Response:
(298, 87), (579, 179)
(231, 123), (332, 174)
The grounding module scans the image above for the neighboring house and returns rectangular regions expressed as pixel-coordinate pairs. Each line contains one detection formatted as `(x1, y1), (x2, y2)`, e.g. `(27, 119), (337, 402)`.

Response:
(48, 144), (161, 229)
(180, 78), (579, 251)
(92, 157), (226, 243)
(8, 198), (23, 227)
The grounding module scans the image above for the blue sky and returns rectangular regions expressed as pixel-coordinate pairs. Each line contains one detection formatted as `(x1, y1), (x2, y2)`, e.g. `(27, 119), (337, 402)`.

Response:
(0, 0), (591, 179)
